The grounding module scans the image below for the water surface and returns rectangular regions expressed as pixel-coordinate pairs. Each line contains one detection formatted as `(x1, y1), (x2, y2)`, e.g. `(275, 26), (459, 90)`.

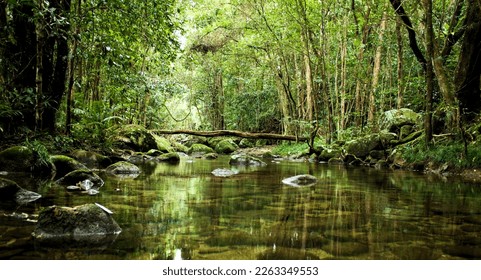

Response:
(1, 156), (481, 260)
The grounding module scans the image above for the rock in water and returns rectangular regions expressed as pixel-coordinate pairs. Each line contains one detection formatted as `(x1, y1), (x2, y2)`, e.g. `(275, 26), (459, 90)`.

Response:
(211, 168), (238, 177)
(282, 174), (318, 187)
(32, 203), (121, 244)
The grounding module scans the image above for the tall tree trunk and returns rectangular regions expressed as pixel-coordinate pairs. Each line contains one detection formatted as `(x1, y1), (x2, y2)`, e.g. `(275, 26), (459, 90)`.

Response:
(35, 0), (45, 131)
(424, 0), (434, 145)
(368, 11), (387, 125)
(396, 16), (404, 109)
(455, 0), (481, 123)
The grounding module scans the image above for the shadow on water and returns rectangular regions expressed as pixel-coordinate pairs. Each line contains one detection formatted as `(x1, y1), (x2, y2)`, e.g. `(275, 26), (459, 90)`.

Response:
(1, 156), (481, 259)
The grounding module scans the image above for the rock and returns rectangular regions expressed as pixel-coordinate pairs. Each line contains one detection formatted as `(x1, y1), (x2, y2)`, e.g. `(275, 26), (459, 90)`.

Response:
(328, 157), (344, 165)
(152, 134), (175, 153)
(229, 154), (267, 166)
(156, 152), (180, 163)
(282, 174), (317, 187)
(211, 168), (238, 177)
(343, 154), (363, 165)
(344, 134), (381, 158)
(70, 150), (111, 169)
(50, 155), (88, 179)
(56, 169), (104, 188)
(204, 153), (218, 160)
(380, 108), (422, 133)
(0, 178), (41, 204)
(188, 143), (216, 156)
(105, 161), (141, 174)
(113, 125), (158, 152)
(239, 138), (255, 148)
(32, 203), (121, 243)
(0, 145), (54, 174)
(319, 146), (342, 162)
(214, 139), (239, 154)
(146, 149), (163, 157)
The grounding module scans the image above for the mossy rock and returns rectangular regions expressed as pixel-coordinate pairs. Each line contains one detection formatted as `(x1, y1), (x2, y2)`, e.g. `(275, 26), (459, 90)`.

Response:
(146, 149), (163, 157)
(70, 150), (111, 169)
(152, 134), (175, 153)
(105, 161), (141, 174)
(380, 108), (422, 133)
(229, 154), (266, 166)
(56, 169), (104, 187)
(344, 134), (382, 158)
(32, 204), (121, 243)
(319, 146), (342, 161)
(172, 142), (189, 153)
(156, 152), (180, 163)
(188, 143), (216, 155)
(0, 145), (54, 174)
(214, 139), (239, 154)
(239, 138), (255, 148)
(113, 125), (157, 152)
(50, 155), (88, 179)
(204, 153), (218, 160)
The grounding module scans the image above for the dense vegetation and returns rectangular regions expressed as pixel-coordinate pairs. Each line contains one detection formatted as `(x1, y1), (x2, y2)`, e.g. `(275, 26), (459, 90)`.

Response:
(1, 0), (481, 167)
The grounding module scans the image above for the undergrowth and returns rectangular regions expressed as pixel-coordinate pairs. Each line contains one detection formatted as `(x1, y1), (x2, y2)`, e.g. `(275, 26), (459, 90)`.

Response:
(401, 141), (481, 169)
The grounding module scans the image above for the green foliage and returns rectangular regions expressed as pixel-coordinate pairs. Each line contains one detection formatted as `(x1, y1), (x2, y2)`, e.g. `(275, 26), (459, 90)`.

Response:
(24, 138), (52, 169)
(402, 141), (481, 169)
(272, 142), (310, 157)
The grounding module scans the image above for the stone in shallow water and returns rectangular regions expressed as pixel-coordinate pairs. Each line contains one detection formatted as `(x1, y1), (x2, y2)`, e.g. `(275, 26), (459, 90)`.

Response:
(281, 174), (317, 187)
(32, 203), (121, 245)
(211, 168), (238, 177)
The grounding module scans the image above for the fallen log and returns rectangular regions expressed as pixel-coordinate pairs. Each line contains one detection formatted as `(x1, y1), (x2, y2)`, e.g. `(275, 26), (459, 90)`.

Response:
(151, 129), (308, 142)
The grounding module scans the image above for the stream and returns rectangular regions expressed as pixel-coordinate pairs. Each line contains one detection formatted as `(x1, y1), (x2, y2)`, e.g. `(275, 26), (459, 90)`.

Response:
(1, 155), (481, 260)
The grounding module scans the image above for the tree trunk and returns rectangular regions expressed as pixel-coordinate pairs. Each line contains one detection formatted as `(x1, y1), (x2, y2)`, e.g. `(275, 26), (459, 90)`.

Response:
(396, 16), (404, 109)
(35, 0), (45, 131)
(424, 0), (434, 144)
(368, 11), (387, 125)
(455, 0), (481, 124)
(153, 129), (308, 141)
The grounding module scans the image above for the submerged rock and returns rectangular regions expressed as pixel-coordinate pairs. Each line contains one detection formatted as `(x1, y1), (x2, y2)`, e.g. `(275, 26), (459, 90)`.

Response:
(229, 154), (267, 166)
(211, 168), (239, 177)
(282, 174), (318, 187)
(32, 203), (121, 243)
(105, 161), (141, 174)
(56, 169), (104, 188)
(0, 178), (41, 204)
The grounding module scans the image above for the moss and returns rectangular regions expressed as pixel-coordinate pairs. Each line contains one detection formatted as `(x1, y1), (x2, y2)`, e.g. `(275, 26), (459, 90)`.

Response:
(188, 144), (215, 155)
(50, 155), (87, 178)
(214, 139), (239, 154)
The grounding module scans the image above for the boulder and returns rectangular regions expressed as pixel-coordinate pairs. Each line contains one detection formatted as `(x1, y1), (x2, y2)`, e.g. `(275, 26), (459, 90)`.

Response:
(211, 168), (239, 177)
(113, 125), (157, 152)
(32, 203), (121, 243)
(105, 161), (141, 174)
(229, 154), (267, 166)
(156, 152), (180, 163)
(152, 134), (175, 153)
(50, 155), (88, 179)
(380, 108), (422, 133)
(70, 150), (111, 169)
(0, 178), (41, 204)
(214, 139), (239, 154)
(239, 138), (255, 148)
(319, 146), (342, 162)
(56, 169), (104, 188)
(188, 144), (216, 156)
(282, 174), (317, 187)
(344, 134), (382, 158)
(0, 145), (54, 174)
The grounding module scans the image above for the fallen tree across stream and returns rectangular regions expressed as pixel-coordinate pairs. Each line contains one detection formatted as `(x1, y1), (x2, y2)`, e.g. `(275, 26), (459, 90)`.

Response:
(151, 129), (308, 142)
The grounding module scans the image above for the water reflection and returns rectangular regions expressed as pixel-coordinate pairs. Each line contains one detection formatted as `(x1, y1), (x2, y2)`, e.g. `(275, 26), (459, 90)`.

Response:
(1, 156), (481, 259)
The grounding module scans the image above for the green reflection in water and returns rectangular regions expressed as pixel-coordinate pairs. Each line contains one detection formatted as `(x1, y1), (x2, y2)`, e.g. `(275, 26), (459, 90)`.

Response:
(2, 156), (481, 260)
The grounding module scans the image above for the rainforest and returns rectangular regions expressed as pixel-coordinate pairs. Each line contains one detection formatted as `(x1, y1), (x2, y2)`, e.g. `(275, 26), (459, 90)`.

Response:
(1, 0), (481, 260)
